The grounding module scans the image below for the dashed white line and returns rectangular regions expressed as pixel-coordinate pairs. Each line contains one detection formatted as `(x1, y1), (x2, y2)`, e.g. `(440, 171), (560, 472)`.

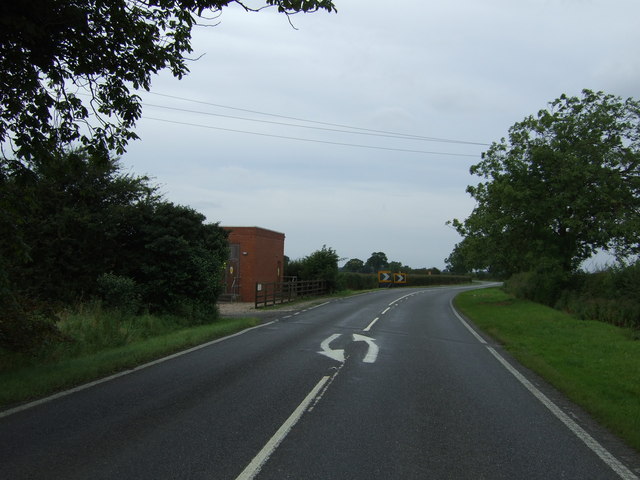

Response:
(363, 317), (379, 332)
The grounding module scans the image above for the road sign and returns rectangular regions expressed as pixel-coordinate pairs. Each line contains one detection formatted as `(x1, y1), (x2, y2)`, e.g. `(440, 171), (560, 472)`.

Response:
(393, 273), (407, 284)
(378, 271), (392, 283)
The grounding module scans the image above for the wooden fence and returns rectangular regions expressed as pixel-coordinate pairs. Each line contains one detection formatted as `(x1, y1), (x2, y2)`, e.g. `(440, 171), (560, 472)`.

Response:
(254, 279), (328, 308)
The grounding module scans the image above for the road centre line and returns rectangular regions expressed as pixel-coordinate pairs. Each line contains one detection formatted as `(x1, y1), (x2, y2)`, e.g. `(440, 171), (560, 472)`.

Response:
(363, 317), (379, 332)
(235, 375), (331, 480)
(381, 307), (391, 315)
(449, 299), (638, 480)
(389, 292), (416, 306)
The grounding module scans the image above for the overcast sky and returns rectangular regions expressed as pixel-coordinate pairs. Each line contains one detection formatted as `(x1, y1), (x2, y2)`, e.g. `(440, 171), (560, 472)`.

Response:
(123, 0), (640, 269)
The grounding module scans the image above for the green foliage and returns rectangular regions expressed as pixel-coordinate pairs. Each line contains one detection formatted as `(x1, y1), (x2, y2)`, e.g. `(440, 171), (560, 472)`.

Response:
(342, 258), (365, 273)
(555, 262), (640, 329)
(339, 272), (379, 290)
(1, 150), (157, 304)
(505, 261), (640, 329)
(96, 274), (140, 314)
(0, 298), (61, 354)
(0, 149), (229, 350)
(0, 0), (336, 160)
(408, 274), (472, 287)
(504, 260), (570, 306)
(119, 201), (229, 316)
(364, 251), (389, 273)
(302, 245), (341, 291)
(449, 90), (640, 277)
(289, 245), (340, 291)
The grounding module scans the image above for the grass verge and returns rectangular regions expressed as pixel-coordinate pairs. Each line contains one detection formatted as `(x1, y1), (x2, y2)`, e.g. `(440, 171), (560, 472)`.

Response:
(0, 316), (259, 410)
(454, 287), (640, 452)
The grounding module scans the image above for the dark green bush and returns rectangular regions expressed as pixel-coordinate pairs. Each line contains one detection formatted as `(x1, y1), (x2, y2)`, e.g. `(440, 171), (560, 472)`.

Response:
(97, 273), (140, 314)
(408, 274), (472, 287)
(0, 295), (62, 353)
(339, 272), (378, 290)
(508, 261), (640, 329)
(554, 263), (640, 329)
(505, 264), (569, 306)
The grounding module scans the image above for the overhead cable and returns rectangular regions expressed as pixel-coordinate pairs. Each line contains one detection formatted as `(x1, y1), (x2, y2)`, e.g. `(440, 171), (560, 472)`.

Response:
(142, 116), (481, 158)
(144, 102), (477, 144)
(146, 91), (490, 146)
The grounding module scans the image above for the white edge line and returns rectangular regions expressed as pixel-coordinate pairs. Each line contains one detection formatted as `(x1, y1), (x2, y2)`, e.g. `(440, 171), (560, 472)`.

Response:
(449, 298), (487, 344)
(0, 320), (278, 419)
(235, 376), (330, 480)
(450, 300), (638, 480)
(307, 301), (331, 310)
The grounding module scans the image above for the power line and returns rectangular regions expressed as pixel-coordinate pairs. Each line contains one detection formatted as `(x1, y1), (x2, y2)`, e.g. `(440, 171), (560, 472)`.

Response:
(142, 116), (481, 158)
(146, 91), (490, 146)
(143, 102), (481, 145)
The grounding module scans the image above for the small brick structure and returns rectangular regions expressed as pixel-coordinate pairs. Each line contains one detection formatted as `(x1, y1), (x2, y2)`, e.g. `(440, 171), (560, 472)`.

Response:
(222, 226), (285, 303)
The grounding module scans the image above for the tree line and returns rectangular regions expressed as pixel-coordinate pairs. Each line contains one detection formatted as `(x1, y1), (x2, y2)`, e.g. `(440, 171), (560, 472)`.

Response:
(341, 252), (442, 275)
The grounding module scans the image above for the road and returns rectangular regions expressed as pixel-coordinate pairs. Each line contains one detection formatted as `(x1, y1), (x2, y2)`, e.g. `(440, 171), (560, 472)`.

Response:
(1, 285), (638, 479)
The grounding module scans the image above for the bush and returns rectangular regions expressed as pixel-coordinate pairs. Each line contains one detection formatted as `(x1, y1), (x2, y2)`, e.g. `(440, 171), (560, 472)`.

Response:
(505, 265), (569, 306)
(96, 273), (140, 314)
(0, 295), (62, 353)
(554, 263), (640, 329)
(509, 261), (640, 329)
(289, 246), (341, 292)
(339, 272), (378, 290)
(408, 274), (472, 287)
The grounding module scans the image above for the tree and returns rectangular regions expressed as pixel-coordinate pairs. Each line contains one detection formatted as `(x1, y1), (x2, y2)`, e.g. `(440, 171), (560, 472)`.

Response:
(388, 261), (404, 272)
(364, 252), (388, 273)
(0, 0), (336, 161)
(1, 149), (156, 303)
(1, 148), (228, 312)
(298, 245), (340, 291)
(342, 258), (365, 273)
(449, 90), (640, 277)
(120, 201), (229, 315)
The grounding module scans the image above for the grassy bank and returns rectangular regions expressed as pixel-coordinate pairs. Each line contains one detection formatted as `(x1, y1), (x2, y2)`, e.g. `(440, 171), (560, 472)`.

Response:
(454, 287), (640, 452)
(0, 316), (258, 409)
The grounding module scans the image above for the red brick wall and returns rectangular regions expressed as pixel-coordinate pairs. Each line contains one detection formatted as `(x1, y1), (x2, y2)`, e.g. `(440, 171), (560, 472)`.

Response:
(223, 227), (285, 302)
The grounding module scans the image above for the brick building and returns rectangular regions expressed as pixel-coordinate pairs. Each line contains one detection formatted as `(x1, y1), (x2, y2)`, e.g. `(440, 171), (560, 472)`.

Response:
(222, 226), (285, 302)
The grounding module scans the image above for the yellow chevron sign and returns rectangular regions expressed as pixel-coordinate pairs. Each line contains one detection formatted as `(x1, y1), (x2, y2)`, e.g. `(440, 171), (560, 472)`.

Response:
(378, 271), (392, 283)
(393, 273), (407, 284)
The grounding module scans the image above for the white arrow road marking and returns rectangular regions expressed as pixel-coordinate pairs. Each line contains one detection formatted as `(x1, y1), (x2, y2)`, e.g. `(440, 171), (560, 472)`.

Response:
(318, 334), (379, 363)
(318, 333), (345, 363)
(352, 334), (379, 363)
